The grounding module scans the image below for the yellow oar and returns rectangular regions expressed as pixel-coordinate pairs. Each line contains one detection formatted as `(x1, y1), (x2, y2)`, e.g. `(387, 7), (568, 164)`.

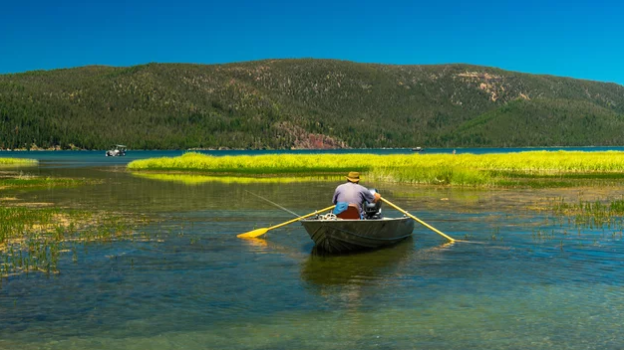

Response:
(380, 198), (456, 243)
(237, 205), (336, 239)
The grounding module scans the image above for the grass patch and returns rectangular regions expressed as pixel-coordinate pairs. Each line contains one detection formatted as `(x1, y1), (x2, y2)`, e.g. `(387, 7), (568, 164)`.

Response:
(0, 176), (90, 190)
(128, 152), (368, 174)
(0, 206), (137, 279)
(368, 166), (493, 186)
(132, 173), (342, 185)
(127, 151), (624, 188)
(0, 158), (38, 166)
(551, 197), (624, 230)
(0, 171), (139, 279)
(0, 170), (98, 191)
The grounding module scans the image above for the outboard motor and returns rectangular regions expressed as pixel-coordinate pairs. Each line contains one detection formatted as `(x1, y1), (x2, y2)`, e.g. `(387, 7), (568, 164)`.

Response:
(363, 188), (382, 219)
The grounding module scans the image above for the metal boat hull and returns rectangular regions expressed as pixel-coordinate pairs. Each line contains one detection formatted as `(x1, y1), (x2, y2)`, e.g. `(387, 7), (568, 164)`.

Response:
(301, 217), (415, 253)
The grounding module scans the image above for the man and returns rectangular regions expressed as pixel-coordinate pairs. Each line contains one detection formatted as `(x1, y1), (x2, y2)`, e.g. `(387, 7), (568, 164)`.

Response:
(332, 171), (381, 218)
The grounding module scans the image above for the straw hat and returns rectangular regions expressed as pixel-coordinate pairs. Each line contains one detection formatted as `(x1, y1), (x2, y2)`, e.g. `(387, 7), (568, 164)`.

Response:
(346, 171), (360, 183)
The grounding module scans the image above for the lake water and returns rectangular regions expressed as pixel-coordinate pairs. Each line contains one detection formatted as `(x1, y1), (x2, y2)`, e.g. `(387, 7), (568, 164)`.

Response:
(2, 150), (624, 349)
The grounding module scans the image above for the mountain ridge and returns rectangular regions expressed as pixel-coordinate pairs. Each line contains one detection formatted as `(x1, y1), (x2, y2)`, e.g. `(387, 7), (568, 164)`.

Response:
(1, 59), (623, 150)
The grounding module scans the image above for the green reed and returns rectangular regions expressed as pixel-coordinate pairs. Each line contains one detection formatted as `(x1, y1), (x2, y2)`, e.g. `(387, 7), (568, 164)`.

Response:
(551, 197), (624, 230)
(132, 172), (343, 184)
(0, 158), (38, 166)
(128, 151), (624, 173)
(0, 171), (145, 279)
(127, 151), (624, 188)
(0, 174), (94, 190)
(0, 206), (139, 279)
(368, 166), (493, 186)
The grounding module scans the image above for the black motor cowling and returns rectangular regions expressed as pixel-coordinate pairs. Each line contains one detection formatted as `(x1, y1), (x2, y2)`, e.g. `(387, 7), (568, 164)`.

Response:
(363, 188), (382, 219)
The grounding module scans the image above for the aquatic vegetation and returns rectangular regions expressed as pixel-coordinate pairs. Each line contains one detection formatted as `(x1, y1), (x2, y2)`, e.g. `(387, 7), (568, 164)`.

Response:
(369, 166), (493, 186)
(128, 150), (624, 174)
(128, 151), (624, 187)
(552, 197), (624, 230)
(0, 170), (98, 195)
(132, 173), (342, 185)
(128, 152), (369, 174)
(0, 172), (136, 279)
(0, 205), (138, 279)
(525, 196), (624, 252)
(0, 158), (38, 166)
(0, 175), (91, 190)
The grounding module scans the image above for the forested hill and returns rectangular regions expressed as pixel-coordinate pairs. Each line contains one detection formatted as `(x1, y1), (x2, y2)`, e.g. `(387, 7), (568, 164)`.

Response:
(1, 59), (624, 150)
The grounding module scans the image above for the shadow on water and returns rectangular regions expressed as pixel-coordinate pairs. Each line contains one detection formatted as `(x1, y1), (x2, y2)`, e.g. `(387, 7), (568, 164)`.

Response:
(301, 238), (415, 288)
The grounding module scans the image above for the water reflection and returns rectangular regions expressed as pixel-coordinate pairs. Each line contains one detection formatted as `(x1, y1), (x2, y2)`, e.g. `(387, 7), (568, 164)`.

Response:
(301, 238), (415, 288)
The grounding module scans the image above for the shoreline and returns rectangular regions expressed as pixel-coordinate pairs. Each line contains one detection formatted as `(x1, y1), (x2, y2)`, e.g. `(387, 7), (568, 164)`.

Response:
(1, 145), (623, 152)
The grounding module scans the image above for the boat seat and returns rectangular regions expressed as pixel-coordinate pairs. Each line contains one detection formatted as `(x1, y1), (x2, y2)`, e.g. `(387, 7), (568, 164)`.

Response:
(336, 204), (361, 220)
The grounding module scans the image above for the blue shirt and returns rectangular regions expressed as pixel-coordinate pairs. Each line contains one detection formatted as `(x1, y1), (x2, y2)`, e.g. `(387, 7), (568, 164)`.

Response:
(332, 182), (376, 216)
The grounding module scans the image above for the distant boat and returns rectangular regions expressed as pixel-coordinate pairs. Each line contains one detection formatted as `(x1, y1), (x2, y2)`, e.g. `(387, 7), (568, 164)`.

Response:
(105, 144), (127, 157)
(412, 147), (424, 152)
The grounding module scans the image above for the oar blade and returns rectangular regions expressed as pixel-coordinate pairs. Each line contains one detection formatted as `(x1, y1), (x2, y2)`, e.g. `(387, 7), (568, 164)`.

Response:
(236, 205), (335, 239)
(237, 228), (269, 239)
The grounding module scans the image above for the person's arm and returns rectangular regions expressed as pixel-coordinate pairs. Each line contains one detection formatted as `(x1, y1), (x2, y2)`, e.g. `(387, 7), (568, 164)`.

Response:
(373, 192), (381, 203)
(332, 187), (340, 204)
(360, 186), (379, 203)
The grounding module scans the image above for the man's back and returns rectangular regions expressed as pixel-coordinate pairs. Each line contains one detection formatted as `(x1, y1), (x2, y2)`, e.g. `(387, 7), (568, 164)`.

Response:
(332, 182), (375, 216)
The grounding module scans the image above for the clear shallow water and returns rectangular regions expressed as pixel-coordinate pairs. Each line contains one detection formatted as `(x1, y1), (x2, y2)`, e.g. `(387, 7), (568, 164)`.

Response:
(2, 153), (624, 349)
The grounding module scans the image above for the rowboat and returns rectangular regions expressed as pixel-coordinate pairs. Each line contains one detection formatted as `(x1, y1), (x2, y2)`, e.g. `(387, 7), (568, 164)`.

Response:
(301, 217), (415, 253)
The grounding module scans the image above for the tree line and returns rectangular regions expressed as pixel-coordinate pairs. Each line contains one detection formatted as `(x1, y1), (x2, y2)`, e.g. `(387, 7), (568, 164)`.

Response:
(1, 60), (623, 150)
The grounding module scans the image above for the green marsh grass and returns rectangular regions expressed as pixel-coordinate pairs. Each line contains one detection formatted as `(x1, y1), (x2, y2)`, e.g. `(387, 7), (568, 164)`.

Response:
(535, 196), (624, 251)
(552, 197), (624, 230)
(0, 205), (137, 279)
(132, 173), (342, 185)
(0, 172), (139, 279)
(127, 151), (624, 187)
(0, 175), (90, 190)
(516, 197), (624, 251)
(128, 152), (368, 174)
(0, 158), (38, 166)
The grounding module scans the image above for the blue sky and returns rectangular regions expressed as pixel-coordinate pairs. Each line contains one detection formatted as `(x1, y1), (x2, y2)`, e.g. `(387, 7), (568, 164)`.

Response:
(1, 0), (622, 84)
